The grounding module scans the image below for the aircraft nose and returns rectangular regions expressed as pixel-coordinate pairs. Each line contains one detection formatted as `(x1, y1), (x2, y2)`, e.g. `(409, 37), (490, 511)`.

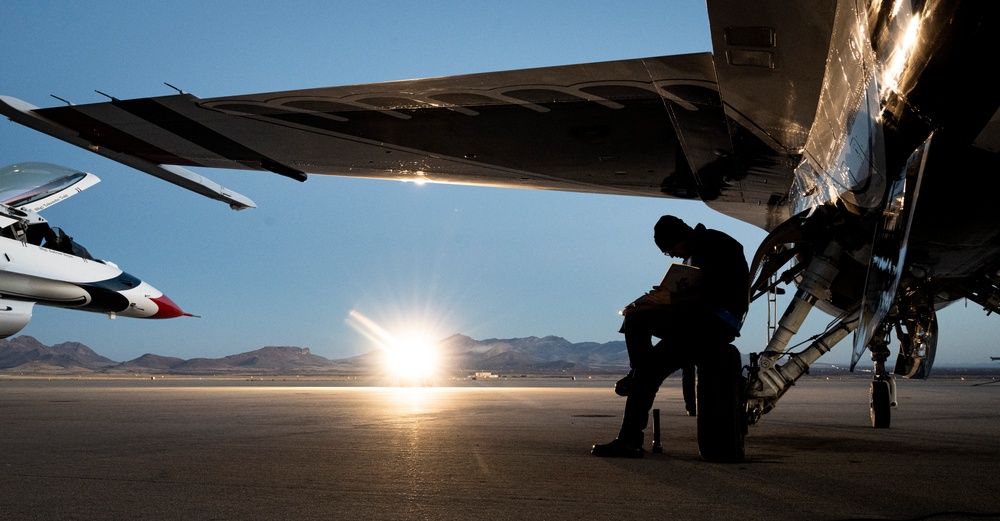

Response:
(150, 294), (191, 319)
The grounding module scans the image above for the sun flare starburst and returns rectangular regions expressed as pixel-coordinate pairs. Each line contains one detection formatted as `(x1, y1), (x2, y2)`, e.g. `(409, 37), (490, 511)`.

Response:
(346, 310), (443, 385)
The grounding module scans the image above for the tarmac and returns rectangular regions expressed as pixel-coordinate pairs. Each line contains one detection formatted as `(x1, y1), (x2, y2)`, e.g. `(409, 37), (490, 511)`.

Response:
(1, 376), (998, 520)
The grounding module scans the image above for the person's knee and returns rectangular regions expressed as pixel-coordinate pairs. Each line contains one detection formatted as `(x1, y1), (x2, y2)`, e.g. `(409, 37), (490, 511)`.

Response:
(631, 368), (667, 393)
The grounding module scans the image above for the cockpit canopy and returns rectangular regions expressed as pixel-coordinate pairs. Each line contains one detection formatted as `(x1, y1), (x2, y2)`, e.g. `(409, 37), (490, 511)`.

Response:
(0, 162), (99, 211)
(0, 162), (101, 261)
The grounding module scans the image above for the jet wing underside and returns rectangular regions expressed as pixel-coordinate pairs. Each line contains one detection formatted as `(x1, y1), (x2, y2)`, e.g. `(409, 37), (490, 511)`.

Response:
(3, 53), (801, 229)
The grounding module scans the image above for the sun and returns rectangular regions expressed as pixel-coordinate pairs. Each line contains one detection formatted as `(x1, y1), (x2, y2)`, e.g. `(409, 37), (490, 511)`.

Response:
(383, 331), (439, 384)
(346, 310), (443, 385)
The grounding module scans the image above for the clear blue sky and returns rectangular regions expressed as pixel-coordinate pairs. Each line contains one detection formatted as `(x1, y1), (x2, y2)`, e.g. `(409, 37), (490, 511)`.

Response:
(3, 1), (998, 365)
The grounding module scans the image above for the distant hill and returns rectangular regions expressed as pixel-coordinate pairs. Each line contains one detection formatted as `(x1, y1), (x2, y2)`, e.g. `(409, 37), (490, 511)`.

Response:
(0, 336), (116, 372)
(117, 353), (185, 372)
(0, 335), (631, 376)
(437, 334), (627, 372)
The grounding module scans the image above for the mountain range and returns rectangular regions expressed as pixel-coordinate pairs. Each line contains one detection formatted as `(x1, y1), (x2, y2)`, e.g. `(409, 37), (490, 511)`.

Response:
(0, 335), (630, 376)
(8, 335), (991, 377)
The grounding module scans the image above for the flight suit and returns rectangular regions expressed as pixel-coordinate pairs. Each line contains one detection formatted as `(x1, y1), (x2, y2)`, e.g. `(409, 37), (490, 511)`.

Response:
(616, 223), (749, 447)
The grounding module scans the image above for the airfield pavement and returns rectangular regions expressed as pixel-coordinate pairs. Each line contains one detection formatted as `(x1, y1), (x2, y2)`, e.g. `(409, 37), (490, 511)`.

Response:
(0, 376), (998, 520)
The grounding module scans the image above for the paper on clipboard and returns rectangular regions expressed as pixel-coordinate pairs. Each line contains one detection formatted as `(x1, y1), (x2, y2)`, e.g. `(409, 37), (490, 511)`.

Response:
(620, 263), (701, 314)
(655, 263), (701, 293)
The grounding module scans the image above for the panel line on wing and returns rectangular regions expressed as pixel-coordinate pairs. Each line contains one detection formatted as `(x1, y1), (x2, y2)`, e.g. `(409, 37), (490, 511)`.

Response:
(109, 98), (307, 182)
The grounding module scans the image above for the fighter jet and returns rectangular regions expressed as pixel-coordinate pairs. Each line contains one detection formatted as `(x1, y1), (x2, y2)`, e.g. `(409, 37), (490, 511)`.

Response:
(3, 0), (998, 461)
(0, 162), (190, 338)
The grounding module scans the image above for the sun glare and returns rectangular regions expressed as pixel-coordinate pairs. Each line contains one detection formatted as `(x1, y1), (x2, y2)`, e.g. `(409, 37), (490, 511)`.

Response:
(384, 332), (439, 383)
(346, 310), (442, 385)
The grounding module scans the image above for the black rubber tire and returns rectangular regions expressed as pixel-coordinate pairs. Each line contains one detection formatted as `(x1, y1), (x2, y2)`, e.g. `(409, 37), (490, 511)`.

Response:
(870, 380), (891, 428)
(696, 344), (746, 463)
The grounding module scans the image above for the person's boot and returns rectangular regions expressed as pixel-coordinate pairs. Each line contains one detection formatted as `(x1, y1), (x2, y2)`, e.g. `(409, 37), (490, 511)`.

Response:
(591, 438), (644, 458)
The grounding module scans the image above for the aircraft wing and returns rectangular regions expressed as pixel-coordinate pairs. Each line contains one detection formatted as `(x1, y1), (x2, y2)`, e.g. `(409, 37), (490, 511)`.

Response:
(1, 52), (806, 229)
(0, 96), (256, 211)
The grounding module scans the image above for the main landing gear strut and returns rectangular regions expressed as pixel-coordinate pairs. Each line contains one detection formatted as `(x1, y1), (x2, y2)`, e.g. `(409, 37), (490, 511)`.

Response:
(744, 234), (901, 430)
(746, 241), (861, 422)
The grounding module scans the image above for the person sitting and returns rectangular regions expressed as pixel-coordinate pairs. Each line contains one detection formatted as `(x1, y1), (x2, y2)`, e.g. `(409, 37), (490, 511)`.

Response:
(592, 215), (749, 458)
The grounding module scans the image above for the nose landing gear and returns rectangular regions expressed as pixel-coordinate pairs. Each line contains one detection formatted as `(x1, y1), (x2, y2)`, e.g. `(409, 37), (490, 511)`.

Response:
(870, 378), (893, 428)
(869, 325), (896, 428)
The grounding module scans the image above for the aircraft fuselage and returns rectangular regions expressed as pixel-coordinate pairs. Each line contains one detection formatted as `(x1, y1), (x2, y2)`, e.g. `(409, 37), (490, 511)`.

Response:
(0, 235), (181, 317)
(0, 234), (186, 338)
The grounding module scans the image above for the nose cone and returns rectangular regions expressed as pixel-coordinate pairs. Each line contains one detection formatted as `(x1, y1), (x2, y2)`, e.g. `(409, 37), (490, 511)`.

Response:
(150, 294), (190, 319)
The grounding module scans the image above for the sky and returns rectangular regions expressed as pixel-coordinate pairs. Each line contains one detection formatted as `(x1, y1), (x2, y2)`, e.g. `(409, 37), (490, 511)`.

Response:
(2, 1), (999, 366)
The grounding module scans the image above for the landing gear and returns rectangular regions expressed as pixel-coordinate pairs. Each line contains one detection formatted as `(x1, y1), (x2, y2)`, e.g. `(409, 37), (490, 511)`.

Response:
(696, 344), (746, 463)
(743, 200), (933, 431)
(868, 323), (897, 428)
(870, 379), (892, 428)
(893, 313), (938, 379)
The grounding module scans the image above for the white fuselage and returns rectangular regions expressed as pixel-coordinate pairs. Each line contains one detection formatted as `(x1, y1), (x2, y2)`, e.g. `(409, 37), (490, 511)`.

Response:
(0, 235), (178, 319)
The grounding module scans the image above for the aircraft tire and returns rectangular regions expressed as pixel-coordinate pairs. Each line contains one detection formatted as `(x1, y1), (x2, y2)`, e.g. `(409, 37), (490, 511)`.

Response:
(870, 380), (891, 428)
(696, 344), (746, 463)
